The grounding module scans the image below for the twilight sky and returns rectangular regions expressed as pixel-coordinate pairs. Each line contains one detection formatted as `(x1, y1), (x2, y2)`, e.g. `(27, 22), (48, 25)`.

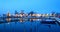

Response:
(0, 0), (60, 14)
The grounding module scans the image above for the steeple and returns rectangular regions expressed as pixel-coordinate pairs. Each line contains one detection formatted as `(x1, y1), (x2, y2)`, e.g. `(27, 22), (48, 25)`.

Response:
(7, 11), (11, 16)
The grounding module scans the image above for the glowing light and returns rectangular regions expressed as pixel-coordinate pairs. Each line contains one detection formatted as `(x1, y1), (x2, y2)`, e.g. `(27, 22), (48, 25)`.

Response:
(42, 14), (45, 17)
(7, 12), (11, 16)
(20, 21), (23, 22)
(37, 14), (41, 16)
(20, 14), (23, 17)
(33, 18), (36, 21)
(15, 14), (18, 17)
(45, 14), (49, 17)
(30, 19), (33, 21)
(19, 18), (23, 22)
(32, 14), (36, 16)
(6, 18), (11, 22)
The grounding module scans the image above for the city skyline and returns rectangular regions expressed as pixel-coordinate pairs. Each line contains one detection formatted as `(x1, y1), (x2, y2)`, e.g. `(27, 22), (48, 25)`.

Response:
(0, 0), (60, 32)
(0, 10), (60, 15)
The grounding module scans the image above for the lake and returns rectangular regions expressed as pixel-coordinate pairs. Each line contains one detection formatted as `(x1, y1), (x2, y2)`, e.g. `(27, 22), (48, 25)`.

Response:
(0, 21), (60, 32)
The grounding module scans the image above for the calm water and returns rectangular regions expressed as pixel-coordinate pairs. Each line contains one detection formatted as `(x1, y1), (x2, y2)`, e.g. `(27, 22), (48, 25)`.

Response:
(0, 21), (60, 32)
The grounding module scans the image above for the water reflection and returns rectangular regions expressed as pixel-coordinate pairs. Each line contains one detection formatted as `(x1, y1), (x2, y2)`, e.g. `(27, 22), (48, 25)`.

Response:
(0, 18), (60, 32)
(0, 21), (60, 32)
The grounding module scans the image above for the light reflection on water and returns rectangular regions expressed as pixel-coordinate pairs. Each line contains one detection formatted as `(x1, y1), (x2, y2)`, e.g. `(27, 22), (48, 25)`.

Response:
(0, 21), (60, 32)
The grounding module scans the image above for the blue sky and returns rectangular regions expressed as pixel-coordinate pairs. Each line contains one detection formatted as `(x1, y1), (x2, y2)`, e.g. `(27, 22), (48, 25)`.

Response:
(0, 0), (60, 14)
